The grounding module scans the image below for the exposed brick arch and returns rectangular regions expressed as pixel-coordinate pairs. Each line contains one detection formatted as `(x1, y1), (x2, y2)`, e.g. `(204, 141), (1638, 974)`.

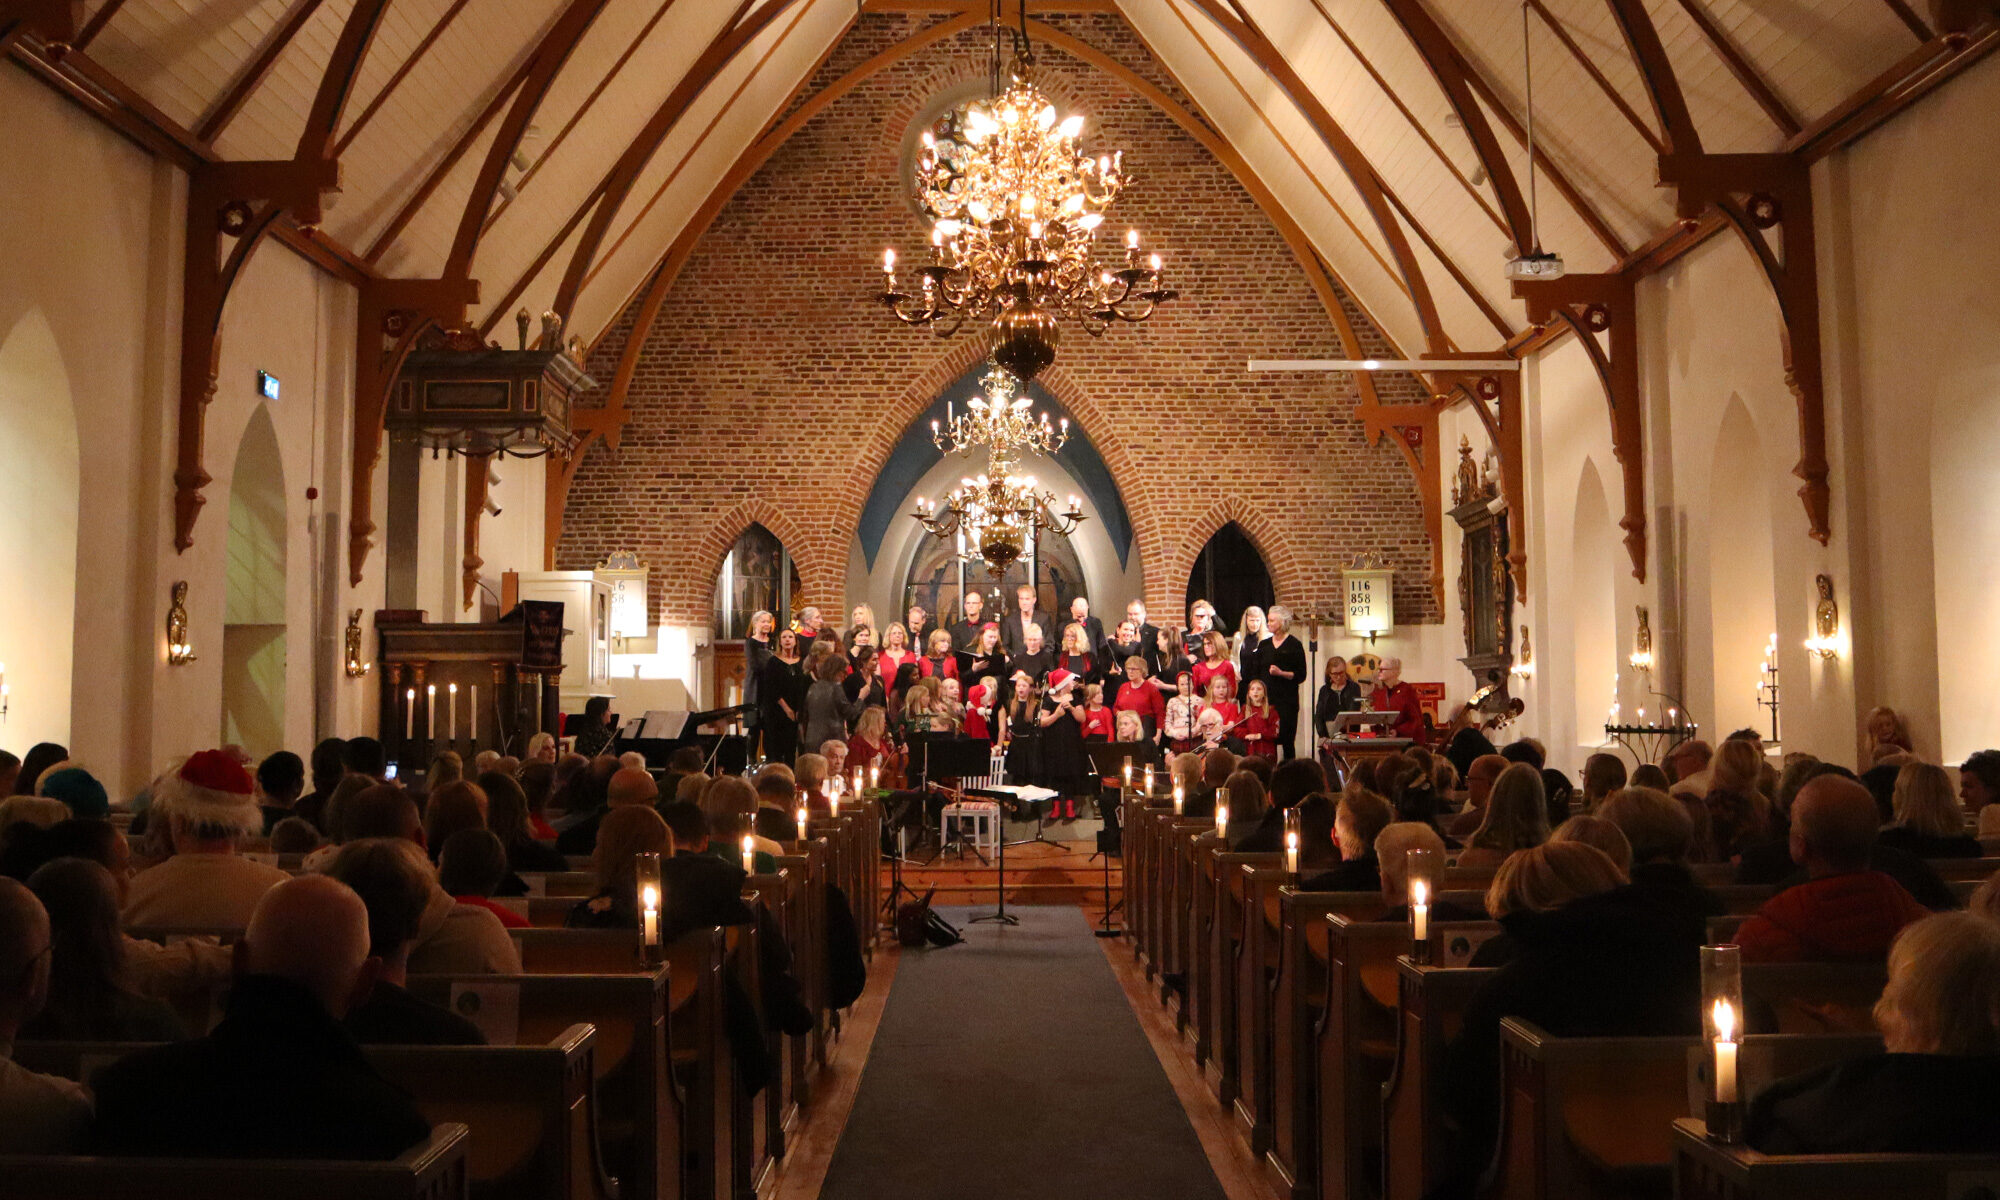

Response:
(1155, 497), (1306, 618)
(681, 499), (836, 627)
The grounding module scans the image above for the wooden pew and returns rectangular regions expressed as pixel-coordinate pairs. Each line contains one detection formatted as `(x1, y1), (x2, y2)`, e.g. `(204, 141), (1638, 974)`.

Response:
(0, 1125), (472, 1199)
(1670, 1117), (2000, 1199)
(1210, 856), (1284, 1108)
(1185, 830), (1228, 1062)
(1122, 798), (1170, 971)
(1145, 813), (1208, 987)
(1484, 1022), (1881, 1200)
(18, 1030), (614, 1200)
(1158, 821), (1215, 1017)
(406, 968), (682, 1200)
(1378, 959), (1891, 1200)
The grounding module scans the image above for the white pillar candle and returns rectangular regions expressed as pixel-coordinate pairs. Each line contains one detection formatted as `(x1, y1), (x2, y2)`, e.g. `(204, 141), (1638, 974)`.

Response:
(796, 806), (808, 843)
(1123, 758), (1132, 787)
(871, 765), (879, 790)
(854, 767), (864, 796)
(1215, 802), (1228, 837)
(1173, 784), (1184, 815)
(1285, 830), (1299, 874)
(1144, 765), (1155, 794)
(641, 884), (659, 947)
(406, 689), (416, 739)
(448, 683), (458, 741)
(1411, 878), (1430, 943)
(741, 834), (756, 874)
(427, 684), (436, 738)
(1713, 999), (1739, 1102)
(469, 684), (478, 742)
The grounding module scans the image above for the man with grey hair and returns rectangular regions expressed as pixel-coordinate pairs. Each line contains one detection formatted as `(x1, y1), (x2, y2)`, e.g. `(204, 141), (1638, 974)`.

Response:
(1375, 656), (1424, 740)
(0, 878), (92, 1151)
(1735, 776), (1929, 963)
(91, 874), (431, 1159)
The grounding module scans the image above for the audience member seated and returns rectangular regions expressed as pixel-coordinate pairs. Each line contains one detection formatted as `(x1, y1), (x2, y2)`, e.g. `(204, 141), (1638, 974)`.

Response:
(751, 765), (800, 844)
(702, 776), (784, 866)
(336, 785), (521, 975)
(1182, 748), (1235, 821)
(253, 751), (305, 835)
(1666, 738), (1714, 798)
(1436, 842), (1700, 1195)
(568, 807), (675, 928)
(1736, 776), (1931, 963)
(91, 875), (431, 1160)
(0, 796), (71, 875)
(1549, 814), (1632, 873)
(421, 780), (487, 864)
(1454, 763), (1549, 870)
(1579, 752), (1627, 813)
(1599, 787), (1725, 923)
(291, 738), (346, 832)
(557, 764), (658, 856)
(1737, 762), (1953, 907)
(327, 840), (486, 1046)
(14, 743), (70, 797)
(517, 760), (561, 841)
(341, 736), (389, 785)
(269, 816), (321, 855)
(123, 751), (289, 931)
(1702, 738), (1774, 863)
(437, 830), (528, 930)
(37, 766), (110, 821)
(1269, 757), (1325, 813)
(1498, 739), (1545, 771)
(1372, 822), (1480, 925)
(1539, 767), (1576, 828)
(0, 751), (18, 798)
(1961, 750), (2000, 837)
(1223, 770), (1273, 851)
(1292, 793), (1342, 875)
(0, 877), (94, 1151)
(1747, 912), (2000, 1154)
(1877, 762), (1982, 859)
(21, 858), (184, 1042)
(1300, 790), (1394, 891)
(1630, 762), (1671, 792)
(479, 771), (568, 874)
(1447, 754), (1508, 841)
(551, 757), (622, 854)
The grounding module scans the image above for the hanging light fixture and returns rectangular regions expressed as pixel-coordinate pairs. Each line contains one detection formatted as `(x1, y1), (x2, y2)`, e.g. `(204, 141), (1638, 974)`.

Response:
(877, 1), (1178, 381)
(912, 472), (1085, 577)
(931, 363), (1069, 459)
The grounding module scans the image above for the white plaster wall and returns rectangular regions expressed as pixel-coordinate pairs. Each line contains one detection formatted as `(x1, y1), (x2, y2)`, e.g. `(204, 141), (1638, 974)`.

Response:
(0, 310), (80, 754)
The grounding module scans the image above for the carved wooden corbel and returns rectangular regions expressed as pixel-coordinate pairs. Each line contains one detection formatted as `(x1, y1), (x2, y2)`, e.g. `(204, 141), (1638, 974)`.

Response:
(1515, 274), (1649, 581)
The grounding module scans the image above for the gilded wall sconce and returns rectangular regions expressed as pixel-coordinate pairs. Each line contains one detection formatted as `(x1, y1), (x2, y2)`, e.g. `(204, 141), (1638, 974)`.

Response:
(1805, 575), (1841, 659)
(344, 609), (372, 677)
(166, 581), (196, 665)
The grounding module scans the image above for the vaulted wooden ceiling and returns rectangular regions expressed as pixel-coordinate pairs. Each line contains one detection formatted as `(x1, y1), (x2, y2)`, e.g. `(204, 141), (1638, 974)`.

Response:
(7, 0), (1993, 357)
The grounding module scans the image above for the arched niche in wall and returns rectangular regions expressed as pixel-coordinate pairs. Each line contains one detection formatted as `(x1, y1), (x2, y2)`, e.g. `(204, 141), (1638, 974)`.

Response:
(857, 361), (1137, 628)
(0, 309), (79, 749)
(711, 523), (802, 640)
(222, 405), (287, 757)
(1184, 522), (1274, 637)
(1571, 459), (1616, 739)
(1707, 396), (1777, 740)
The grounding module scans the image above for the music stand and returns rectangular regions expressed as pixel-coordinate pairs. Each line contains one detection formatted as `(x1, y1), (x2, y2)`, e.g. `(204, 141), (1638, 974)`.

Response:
(912, 735), (994, 867)
(1082, 743), (1148, 939)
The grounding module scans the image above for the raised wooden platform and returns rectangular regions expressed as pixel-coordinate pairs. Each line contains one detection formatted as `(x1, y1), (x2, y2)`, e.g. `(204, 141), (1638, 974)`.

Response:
(886, 820), (1122, 908)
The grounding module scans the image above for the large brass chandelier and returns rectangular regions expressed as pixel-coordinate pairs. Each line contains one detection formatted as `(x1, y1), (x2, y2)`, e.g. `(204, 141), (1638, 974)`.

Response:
(877, 4), (1178, 382)
(912, 363), (1084, 575)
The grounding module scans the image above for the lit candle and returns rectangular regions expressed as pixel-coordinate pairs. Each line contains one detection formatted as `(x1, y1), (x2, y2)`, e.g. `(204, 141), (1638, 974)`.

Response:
(1173, 784), (1184, 815)
(406, 688), (416, 739)
(829, 783), (841, 817)
(469, 684), (478, 742)
(1126, 229), (1139, 250)
(796, 804), (808, 843)
(1712, 998), (1739, 1103)
(854, 767), (865, 796)
(641, 884), (659, 947)
(883, 248), (895, 275)
(448, 683), (458, 741)
(871, 765), (879, 790)
(741, 834), (756, 874)
(1215, 790), (1229, 837)
(1411, 878), (1430, 943)
(1285, 830), (1300, 874)
(1123, 757), (1133, 788)
(1144, 765), (1155, 794)
(426, 684), (436, 738)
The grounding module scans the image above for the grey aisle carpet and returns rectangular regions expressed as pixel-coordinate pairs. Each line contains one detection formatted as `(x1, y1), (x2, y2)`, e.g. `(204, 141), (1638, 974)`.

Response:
(816, 905), (1228, 1200)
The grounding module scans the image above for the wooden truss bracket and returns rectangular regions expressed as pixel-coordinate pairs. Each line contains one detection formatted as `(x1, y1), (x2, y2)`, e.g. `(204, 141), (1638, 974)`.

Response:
(173, 157), (341, 552)
(1658, 152), (1830, 544)
(346, 276), (481, 587)
(1514, 273), (1649, 582)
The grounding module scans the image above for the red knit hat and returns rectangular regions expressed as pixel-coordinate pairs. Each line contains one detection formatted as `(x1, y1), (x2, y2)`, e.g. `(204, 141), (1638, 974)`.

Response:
(1047, 669), (1076, 691)
(152, 749), (260, 838)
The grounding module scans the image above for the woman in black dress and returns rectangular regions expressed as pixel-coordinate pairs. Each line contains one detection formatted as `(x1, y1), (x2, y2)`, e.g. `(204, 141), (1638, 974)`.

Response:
(1234, 606), (1271, 703)
(1036, 669), (1093, 822)
(1104, 618), (1144, 682)
(960, 622), (1006, 684)
(844, 645), (886, 710)
(759, 629), (806, 765)
(743, 609), (775, 758)
(1148, 625), (1192, 700)
(1054, 622), (1099, 694)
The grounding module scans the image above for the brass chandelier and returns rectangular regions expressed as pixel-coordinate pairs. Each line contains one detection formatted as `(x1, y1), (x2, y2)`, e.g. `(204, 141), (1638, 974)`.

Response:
(877, 3), (1178, 382)
(931, 363), (1069, 458)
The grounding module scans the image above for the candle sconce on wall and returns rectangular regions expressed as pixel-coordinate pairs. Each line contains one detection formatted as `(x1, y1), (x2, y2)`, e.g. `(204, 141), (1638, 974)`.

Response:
(1627, 606), (1654, 673)
(166, 582), (197, 665)
(344, 609), (372, 677)
(1804, 574), (1841, 659)
(1509, 625), (1534, 681)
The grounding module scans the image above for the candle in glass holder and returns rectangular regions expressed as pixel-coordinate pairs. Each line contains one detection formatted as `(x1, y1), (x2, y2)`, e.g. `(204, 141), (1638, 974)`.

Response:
(642, 885), (658, 946)
(1123, 757), (1133, 788)
(796, 805), (808, 843)
(829, 781), (842, 817)
(854, 767), (864, 796)
(1712, 998), (1739, 1102)
(871, 765), (879, 790)
(1144, 765), (1155, 794)
(741, 834), (756, 874)
(1285, 830), (1300, 874)
(1173, 784), (1184, 815)
(1411, 878), (1430, 943)
(1215, 791), (1229, 837)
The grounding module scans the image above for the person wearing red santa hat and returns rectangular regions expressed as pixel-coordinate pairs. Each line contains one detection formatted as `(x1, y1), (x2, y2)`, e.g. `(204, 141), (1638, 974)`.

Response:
(123, 749), (291, 931)
(1035, 669), (1092, 823)
(963, 676), (998, 743)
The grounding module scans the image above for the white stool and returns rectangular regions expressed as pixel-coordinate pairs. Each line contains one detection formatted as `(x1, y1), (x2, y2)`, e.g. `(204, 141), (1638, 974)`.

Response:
(939, 800), (1000, 858)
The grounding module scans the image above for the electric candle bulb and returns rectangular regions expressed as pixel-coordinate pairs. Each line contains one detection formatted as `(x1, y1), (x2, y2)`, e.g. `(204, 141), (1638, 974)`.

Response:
(1149, 253), (1162, 272)
(1126, 229), (1139, 249)
(883, 248), (895, 273)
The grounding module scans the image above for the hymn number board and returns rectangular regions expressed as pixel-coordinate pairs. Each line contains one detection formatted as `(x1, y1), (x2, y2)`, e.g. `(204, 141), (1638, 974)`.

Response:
(1344, 567), (1394, 638)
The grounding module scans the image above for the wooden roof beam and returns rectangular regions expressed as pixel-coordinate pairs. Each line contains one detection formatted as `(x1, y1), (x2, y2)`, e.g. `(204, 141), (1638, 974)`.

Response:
(72, 0), (124, 50)
(1524, 0), (1665, 153)
(1603, 0), (1704, 156)
(1673, 0), (1801, 136)
(334, 0), (478, 155)
(1883, 0), (1935, 41)
(194, 0), (329, 145)
(363, 53), (533, 262)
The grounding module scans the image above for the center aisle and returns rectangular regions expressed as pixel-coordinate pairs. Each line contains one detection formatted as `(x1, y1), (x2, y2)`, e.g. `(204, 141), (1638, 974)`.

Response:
(815, 906), (1229, 1200)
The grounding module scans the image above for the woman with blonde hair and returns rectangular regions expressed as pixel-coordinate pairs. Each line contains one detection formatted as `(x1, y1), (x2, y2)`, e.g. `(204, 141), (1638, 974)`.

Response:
(877, 621), (918, 684)
(1550, 815), (1633, 874)
(1703, 738), (1772, 863)
(1237, 679), (1279, 761)
(918, 627), (958, 682)
(1879, 762), (1981, 858)
(524, 732), (558, 765)
(1232, 605), (1270, 703)
(848, 604), (877, 640)
(1864, 705), (1914, 756)
(1747, 912), (2000, 1153)
(1456, 763), (1550, 870)
(1191, 629), (1236, 698)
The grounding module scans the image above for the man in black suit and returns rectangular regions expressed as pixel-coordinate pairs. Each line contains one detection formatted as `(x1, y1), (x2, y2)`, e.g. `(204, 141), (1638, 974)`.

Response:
(948, 589), (989, 657)
(91, 875), (431, 1160)
(1000, 583), (1053, 658)
(1127, 599), (1163, 674)
(1064, 595), (1106, 657)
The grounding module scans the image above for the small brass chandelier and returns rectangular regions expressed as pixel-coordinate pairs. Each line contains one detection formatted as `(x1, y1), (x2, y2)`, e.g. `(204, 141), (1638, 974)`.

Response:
(932, 364), (1069, 458)
(913, 471), (1085, 577)
(877, 2), (1177, 382)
